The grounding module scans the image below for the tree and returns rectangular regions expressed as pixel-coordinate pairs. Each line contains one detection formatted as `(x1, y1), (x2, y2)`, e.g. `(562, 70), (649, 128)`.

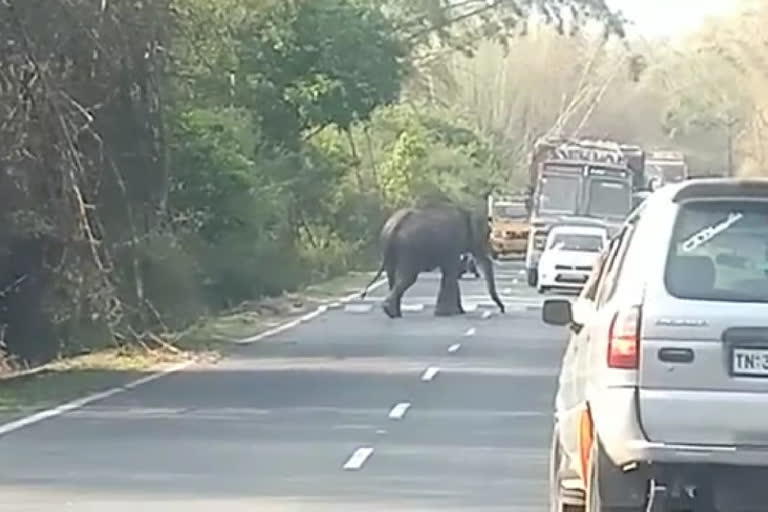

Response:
(412, 24), (669, 186)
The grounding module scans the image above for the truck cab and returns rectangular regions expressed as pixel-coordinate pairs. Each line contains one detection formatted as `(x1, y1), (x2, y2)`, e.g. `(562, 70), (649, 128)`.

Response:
(645, 150), (688, 188)
(524, 138), (637, 287)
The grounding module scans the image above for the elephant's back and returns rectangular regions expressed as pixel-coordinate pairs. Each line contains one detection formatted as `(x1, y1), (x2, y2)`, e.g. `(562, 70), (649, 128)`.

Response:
(392, 207), (468, 253)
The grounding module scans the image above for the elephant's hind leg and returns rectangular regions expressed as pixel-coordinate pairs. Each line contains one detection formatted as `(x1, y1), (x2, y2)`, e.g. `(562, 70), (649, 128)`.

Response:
(383, 269), (417, 318)
(386, 266), (395, 291)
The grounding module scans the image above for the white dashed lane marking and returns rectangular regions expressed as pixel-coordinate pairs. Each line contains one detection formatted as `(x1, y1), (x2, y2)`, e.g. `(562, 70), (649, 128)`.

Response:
(388, 402), (411, 420)
(342, 447), (375, 470)
(421, 366), (440, 381)
(481, 310), (493, 319)
(448, 343), (461, 354)
(464, 327), (476, 336)
(401, 303), (424, 312)
(344, 304), (373, 313)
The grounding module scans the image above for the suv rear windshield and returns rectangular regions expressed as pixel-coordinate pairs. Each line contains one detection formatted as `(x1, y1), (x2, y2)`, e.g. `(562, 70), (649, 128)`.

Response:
(665, 200), (768, 302)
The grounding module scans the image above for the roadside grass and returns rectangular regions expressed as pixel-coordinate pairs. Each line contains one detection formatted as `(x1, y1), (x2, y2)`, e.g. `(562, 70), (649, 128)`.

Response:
(0, 270), (375, 421)
(0, 348), (188, 419)
(178, 270), (375, 349)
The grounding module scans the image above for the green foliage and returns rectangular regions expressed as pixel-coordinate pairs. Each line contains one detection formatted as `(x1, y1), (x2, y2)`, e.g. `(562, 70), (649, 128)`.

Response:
(169, 108), (265, 241)
(384, 0), (624, 74)
(228, 0), (408, 146)
(304, 101), (502, 236)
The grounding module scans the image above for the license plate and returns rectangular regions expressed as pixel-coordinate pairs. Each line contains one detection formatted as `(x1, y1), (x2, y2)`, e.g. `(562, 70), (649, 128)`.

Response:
(556, 274), (587, 283)
(731, 347), (768, 377)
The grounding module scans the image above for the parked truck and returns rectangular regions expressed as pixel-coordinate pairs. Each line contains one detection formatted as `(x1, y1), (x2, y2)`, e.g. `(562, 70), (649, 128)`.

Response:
(523, 136), (643, 287)
(644, 150), (688, 188)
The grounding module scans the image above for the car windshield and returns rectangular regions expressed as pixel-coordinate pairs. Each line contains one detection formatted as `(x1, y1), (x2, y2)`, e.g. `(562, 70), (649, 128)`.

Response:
(665, 200), (768, 303)
(549, 233), (603, 252)
(539, 175), (579, 214)
(586, 179), (630, 218)
(493, 204), (526, 219)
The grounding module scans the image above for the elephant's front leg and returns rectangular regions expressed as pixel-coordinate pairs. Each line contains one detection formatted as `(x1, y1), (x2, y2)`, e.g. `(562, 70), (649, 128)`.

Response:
(435, 264), (463, 316)
(454, 277), (465, 314)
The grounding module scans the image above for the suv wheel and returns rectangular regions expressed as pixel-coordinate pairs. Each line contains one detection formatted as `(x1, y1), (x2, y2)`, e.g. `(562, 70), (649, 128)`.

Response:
(586, 441), (643, 512)
(550, 426), (584, 512)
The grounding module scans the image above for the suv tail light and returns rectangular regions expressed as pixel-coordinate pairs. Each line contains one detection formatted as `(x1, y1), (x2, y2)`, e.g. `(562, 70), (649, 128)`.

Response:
(607, 306), (641, 369)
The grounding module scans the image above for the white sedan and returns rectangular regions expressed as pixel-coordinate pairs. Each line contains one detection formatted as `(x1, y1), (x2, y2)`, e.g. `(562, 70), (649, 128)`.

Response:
(537, 225), (608, 294)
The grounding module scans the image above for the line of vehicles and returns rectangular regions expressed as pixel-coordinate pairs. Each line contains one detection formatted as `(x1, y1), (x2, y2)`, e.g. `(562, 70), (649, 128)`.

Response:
(545, 177), (768, 511)
(490, 138), (768, 509)
(488, 136), (692, 294)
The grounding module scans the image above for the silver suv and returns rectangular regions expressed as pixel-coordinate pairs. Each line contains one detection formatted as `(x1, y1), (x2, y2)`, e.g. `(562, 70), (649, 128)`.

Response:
(544, 178), (768, 512)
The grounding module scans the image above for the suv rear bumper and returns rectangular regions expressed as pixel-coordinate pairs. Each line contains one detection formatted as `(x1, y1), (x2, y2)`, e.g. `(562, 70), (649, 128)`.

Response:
(623, 440), (768, 467)
(592, 387), (768, 468)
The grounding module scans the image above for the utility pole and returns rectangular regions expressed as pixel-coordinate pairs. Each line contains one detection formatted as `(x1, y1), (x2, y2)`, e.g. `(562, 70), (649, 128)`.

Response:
(724, 115), (738, 177)
(727, 122), (733, 177)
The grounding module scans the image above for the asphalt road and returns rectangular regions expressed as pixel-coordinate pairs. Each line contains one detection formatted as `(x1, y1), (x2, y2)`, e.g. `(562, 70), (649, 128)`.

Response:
(0, 260), (570, 511)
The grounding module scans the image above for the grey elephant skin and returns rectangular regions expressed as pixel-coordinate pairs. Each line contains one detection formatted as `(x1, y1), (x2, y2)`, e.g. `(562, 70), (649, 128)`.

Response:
(361, 206), (505, 318)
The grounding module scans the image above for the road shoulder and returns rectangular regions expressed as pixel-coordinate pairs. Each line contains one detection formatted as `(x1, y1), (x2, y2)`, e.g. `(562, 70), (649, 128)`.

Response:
(0, 271), (379, 425)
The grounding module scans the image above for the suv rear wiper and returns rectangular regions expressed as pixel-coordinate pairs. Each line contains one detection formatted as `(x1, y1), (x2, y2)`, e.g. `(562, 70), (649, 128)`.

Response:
(681, 212), (743, 253)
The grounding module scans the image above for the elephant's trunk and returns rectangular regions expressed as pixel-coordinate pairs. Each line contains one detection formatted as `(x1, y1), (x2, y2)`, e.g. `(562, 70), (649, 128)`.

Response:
(477, 254), (505, 313)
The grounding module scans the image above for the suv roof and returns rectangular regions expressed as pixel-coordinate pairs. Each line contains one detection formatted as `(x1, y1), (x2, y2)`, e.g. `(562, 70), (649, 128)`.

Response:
(656, 177), (768, 203)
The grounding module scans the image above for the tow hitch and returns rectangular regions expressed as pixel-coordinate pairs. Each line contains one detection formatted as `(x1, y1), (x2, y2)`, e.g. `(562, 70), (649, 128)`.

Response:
(645, 480), (667, 512)
(645, 476), (716, 512)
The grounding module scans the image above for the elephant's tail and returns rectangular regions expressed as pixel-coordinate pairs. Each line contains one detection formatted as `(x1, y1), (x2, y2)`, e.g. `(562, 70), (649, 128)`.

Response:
(359, 263), (386, 299)
(359, 209), (413, 299)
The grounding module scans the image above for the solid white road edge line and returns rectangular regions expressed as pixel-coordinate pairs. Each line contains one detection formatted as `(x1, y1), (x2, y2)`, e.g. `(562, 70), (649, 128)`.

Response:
(421, 366), (440, 381)
(0, 360), (193, 438)
(0, 278), (388, 439)
(388, 402), (411, 420)
(464, 327), (476, 336)
(448, 343), (461, 353)
(342, 446), (375, 470)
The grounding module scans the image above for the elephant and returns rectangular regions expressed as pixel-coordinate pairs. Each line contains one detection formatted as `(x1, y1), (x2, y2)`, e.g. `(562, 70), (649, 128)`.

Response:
(360, 205), (505, 318)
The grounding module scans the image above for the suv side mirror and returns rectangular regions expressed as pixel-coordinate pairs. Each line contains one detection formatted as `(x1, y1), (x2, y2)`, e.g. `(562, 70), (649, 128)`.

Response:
(542, 299), (573, 326)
